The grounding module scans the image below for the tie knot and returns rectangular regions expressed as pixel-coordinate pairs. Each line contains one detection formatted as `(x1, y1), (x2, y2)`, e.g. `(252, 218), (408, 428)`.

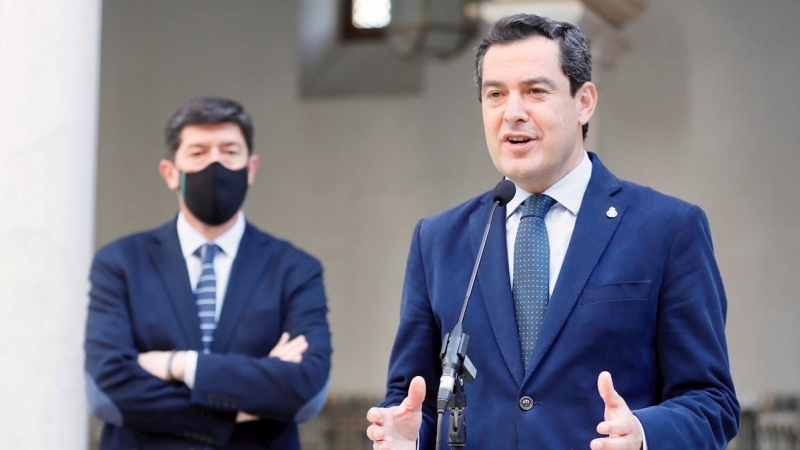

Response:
(521, 194), (555, 219)
(194, 243), (219, 264)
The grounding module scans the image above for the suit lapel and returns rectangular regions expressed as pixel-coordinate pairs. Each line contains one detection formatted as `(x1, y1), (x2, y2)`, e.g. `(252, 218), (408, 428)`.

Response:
(212, 223), (272, 353)
(149, 221), (203, 350)
(473, 195), (525, 386)
(524, 154), (625, 380)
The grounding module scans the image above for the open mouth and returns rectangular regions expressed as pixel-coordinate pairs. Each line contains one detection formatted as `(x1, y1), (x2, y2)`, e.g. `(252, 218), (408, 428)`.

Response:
(507, 136), (532, 144)
(504, 134), (535, 148)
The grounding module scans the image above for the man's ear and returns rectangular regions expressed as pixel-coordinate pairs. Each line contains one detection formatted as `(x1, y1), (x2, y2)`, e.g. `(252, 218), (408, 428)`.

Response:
(159, 159), (180, 191)
(246, 154), (260, 187)
(576, 81), (598, 126)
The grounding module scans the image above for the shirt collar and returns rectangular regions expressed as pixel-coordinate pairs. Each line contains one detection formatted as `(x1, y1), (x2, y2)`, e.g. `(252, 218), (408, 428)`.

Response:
(505, 151), (593, 218)
(177, 211), (246, 260)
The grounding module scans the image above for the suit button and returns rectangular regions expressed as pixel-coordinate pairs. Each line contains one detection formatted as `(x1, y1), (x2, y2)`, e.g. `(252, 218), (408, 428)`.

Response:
(519, 396), (534, 411)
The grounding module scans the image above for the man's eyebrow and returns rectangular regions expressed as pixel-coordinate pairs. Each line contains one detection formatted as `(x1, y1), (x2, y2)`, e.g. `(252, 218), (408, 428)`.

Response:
(481, 77), (558, 90)
(481, 80), (505, 90)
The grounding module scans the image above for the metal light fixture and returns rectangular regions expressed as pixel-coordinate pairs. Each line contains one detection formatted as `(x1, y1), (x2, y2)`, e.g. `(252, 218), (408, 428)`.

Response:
(389, 0), (479, 59)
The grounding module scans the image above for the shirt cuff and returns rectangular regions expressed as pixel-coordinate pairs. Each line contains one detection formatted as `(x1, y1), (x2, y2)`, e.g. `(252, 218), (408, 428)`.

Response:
(183, 350), (198, 389)
(634, 415), (648, 450)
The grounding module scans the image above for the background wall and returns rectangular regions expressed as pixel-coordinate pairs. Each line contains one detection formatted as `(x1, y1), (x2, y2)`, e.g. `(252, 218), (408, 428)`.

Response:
(96, 0), (800, 402)
(598, 0), (800, 400)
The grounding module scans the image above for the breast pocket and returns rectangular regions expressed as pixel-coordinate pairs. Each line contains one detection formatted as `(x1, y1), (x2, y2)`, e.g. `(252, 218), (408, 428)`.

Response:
(579, 280), (652, 305)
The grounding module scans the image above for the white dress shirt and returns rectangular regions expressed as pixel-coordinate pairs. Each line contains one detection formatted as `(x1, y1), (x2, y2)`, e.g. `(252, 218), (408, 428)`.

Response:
(505, 151), (592, 291)
(176, 211), (246, 388)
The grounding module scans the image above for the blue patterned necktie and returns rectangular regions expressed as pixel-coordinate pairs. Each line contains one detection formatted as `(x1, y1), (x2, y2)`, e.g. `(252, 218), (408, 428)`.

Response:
(513, 194), (556, 370)
(194, 243), (219, 354)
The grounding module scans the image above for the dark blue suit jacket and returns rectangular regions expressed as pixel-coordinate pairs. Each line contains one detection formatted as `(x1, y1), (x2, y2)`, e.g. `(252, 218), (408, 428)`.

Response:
(85, 219), (331, 449)
(382, 153), (739, 449)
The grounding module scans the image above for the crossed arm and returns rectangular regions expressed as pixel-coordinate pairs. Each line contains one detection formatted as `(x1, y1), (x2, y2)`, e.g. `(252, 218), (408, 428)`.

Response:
(137, 332), (309, 422)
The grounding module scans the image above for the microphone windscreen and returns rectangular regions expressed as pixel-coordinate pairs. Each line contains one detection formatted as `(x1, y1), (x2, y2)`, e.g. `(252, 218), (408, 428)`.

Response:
(492, 179), (516, 206)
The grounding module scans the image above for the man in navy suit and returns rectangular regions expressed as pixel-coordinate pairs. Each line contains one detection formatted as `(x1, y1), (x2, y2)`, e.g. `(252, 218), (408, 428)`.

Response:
(85, 96), (331, 449)
(366, 14), (739, 450)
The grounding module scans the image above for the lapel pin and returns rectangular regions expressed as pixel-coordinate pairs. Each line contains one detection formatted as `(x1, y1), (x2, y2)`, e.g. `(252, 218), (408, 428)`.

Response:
(606, 207), (618, 218)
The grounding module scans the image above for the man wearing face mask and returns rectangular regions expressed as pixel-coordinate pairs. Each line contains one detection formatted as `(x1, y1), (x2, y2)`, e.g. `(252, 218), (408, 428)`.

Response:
(84, 96), (331, 449)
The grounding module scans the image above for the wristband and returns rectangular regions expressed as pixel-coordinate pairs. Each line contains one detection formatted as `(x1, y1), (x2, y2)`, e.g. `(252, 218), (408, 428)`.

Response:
(166, 350), (177, 383)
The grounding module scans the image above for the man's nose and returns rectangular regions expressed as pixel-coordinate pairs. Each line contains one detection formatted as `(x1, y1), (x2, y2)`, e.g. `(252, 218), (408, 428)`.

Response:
(208, 147), (223, 163)
(503, 93), (529, 123)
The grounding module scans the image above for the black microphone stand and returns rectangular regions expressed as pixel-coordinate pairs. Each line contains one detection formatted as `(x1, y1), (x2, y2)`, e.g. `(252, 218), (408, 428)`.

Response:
(447, 376), (470, 448)
(439, 324), (476, 449)
(435, 182), (512, 450)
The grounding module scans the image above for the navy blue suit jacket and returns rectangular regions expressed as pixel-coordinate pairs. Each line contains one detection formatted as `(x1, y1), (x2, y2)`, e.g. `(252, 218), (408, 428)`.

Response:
(85, 219), (331, 449)
(382, 153), (739, 449)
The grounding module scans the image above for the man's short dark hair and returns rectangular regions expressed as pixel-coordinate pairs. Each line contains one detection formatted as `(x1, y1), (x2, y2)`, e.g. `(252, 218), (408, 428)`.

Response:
(474, 14), (592, 139)
(164, 96), (254, 158)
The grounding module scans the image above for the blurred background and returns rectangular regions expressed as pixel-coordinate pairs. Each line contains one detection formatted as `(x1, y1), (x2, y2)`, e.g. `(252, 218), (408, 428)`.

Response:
(1, 0), (799, 448)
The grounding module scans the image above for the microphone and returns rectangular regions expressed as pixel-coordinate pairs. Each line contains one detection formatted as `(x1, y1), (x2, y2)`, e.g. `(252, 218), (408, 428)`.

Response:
(436, 179), (515, 413)
(492, 179), (516, 206)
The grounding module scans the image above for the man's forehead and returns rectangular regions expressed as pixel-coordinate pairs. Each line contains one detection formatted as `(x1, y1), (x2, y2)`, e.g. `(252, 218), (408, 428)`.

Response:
(481, 37), (564, 85)
(180, 123), (245, 140)
(483, 36), (560, 65)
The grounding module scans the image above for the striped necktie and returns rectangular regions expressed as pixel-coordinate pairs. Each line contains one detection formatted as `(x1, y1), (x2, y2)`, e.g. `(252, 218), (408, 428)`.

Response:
(194, 243), (219, 354)
(513, 194), (556, 370)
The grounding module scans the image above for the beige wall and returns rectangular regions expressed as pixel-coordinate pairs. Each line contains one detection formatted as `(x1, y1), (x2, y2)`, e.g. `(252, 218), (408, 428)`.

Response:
(96, 0), (800, 399)
(599, 0), (800, 399)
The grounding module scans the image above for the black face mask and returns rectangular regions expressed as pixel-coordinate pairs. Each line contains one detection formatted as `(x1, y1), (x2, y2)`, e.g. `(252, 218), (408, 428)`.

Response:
(180, 162), (249, 226)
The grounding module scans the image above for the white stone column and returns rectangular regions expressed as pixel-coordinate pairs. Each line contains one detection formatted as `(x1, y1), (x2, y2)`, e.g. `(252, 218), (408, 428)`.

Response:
(0, 1), (101, 448)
